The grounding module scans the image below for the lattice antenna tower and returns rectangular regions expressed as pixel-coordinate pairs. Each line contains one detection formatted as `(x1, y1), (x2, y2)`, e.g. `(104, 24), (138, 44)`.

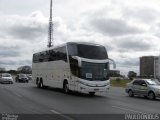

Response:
(48, 0), (53, 47)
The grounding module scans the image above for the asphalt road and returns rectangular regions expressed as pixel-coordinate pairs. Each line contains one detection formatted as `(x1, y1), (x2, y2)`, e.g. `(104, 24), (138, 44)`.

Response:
(0, 81), (160, 120)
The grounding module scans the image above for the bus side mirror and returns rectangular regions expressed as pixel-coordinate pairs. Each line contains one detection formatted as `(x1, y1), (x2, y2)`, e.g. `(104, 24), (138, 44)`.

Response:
(72, 56), (82, 67)
(108, 71), (111, 78)
(108, 58), (116, 69)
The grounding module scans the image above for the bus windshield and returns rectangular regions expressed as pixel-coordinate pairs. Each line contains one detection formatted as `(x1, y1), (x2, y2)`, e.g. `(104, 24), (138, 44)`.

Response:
(80, 62), (109, 81)
(68, 43), (108, 60)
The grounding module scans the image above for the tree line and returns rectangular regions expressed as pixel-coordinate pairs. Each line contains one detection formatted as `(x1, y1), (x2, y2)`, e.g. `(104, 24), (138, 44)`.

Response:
(0, 66), (32, 75)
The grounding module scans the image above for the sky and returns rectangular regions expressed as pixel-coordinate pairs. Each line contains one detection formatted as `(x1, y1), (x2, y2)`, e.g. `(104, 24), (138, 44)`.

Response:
(0, 0), (160, 75)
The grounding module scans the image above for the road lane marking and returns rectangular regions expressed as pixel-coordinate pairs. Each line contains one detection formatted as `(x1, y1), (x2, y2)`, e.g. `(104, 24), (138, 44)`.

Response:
(12, 92), (23, 98)
(112, 105), (144, 114)
(30, 110), (40, 114)
(50, 110), (74, 120)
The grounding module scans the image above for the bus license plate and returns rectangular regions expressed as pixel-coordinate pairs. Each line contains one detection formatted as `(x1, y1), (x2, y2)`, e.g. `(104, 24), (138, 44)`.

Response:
(94, 89), (99, 91)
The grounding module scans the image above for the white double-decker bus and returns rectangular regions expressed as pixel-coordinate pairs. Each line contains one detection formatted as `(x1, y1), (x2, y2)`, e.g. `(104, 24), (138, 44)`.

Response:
(32, 42), (115, 95)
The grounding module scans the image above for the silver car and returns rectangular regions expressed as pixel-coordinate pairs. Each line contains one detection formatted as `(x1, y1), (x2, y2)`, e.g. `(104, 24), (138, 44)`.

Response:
(0, 73), (14, 84)
(125, 79), (160, 100)
(151, 79), (160, 85)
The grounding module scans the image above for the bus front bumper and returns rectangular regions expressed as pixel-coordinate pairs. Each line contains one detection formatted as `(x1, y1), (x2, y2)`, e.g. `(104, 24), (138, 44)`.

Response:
(77, 83), (110, 93)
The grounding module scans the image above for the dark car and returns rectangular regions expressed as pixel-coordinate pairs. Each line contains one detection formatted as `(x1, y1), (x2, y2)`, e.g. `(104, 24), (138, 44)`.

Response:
(26, 74), (32, 80)
(16, 74), (29, 83)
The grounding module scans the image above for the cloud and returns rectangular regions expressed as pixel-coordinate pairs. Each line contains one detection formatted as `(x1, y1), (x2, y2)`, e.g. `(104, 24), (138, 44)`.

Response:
(0, 59), (31, 67)
(114, 35), (154, 52)
(0, 60), (16, 66)
(0, 0), (160, 75)
(0, 38), (32, 58)
(0, 43), (21, 58)
(118, 58), (139, 67)
(0, 11), (48, 41)
(118, 40), (150, 51)
(0, 11), (71, 70)
(0, 50), (20, 57)
(122, 4), (160, 24)
(89, 18), (144, 36)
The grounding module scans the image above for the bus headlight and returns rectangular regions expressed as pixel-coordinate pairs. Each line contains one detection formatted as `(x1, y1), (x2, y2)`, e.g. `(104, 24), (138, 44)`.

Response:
(104, 82), (110, 86)
(158, 89), (160, 93)
(82, 82), (92, 86)
(106, 80), (110, 84)
(79, 81), (94, 87)
(83, 82), (89, 86)
(78, 81), (88, 86)
(105, 83), (109, 86)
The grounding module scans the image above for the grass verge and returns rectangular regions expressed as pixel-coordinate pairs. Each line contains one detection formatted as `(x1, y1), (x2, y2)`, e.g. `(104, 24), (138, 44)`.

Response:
(110, 79), (132, 87)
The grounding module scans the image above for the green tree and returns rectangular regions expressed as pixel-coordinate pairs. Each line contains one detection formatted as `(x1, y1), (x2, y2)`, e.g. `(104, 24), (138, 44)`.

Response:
(128, 71), (137, 80)
(17, 66), (32, 74)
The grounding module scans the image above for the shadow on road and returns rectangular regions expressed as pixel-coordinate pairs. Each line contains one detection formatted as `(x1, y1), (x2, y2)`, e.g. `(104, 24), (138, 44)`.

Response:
(32, 86), (106, 98)
(125, 95), (160, 102)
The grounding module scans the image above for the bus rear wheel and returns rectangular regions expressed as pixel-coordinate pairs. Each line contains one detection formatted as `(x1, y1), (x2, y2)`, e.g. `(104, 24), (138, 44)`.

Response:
(63, 82), (69, 94)
(37, 79), (43, 88)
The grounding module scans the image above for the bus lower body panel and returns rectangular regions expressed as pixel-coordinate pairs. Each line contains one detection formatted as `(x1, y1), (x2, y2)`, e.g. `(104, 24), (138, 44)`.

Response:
(76, 80), (110, 94)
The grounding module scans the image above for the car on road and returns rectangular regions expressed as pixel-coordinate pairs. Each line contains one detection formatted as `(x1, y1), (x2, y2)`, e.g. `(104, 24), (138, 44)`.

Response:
(125, 79), (160, 100)
(0, 73), (13, 84)
(151, 78), (160, 85)
(16, 74), (29, 83)
(26, 74), (32, 80)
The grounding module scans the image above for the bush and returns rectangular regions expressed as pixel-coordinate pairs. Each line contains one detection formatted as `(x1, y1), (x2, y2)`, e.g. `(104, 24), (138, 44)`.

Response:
(116, 78), (121, 82)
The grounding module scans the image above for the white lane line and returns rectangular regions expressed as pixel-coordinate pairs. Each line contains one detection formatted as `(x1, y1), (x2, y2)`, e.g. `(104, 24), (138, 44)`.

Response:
(13, 92), (23, 98)
(112, 105), (144, 114)
(50, 110), (74, 120)
(29, 110), (40, 114)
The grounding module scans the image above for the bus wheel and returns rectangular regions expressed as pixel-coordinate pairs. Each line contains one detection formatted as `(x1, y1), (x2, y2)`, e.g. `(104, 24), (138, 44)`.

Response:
(37, 79), (42, 88)
(63, 82), (69, 93)
(37, 81), (41, 88)
(36, 78), (39, 87)
(39, 79), (43, 88)
(89, 92), (95, 96)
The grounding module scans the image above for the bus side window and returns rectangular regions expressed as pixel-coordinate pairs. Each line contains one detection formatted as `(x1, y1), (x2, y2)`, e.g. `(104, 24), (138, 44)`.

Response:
(49, 50), (55, 61)
(56, 47), (67, 62)
(33, 54), (40, 63)
(43, 51), (49, 62)
(39, 52), (45, 62)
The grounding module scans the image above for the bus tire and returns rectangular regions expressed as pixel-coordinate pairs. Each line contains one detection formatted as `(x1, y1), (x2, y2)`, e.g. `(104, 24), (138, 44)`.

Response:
(36, 78), (41, 88)
(39, 79), (44, 88)
(36, 79), (39, 87)
(63, 81), (69, 94)
(37, 82), (41, 88)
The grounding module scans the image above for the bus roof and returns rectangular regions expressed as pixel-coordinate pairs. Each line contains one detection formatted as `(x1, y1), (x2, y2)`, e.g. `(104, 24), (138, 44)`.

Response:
(67, 42), (104, 46)
(33, 42), (105, 54)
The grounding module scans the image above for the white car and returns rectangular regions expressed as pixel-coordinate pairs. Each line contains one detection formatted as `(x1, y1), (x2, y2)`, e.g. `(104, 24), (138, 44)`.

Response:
(0, 73), (13, 84)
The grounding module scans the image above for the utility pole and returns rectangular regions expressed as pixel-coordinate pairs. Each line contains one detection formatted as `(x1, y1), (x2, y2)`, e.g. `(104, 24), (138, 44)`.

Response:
(48, 0), (53, 47)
